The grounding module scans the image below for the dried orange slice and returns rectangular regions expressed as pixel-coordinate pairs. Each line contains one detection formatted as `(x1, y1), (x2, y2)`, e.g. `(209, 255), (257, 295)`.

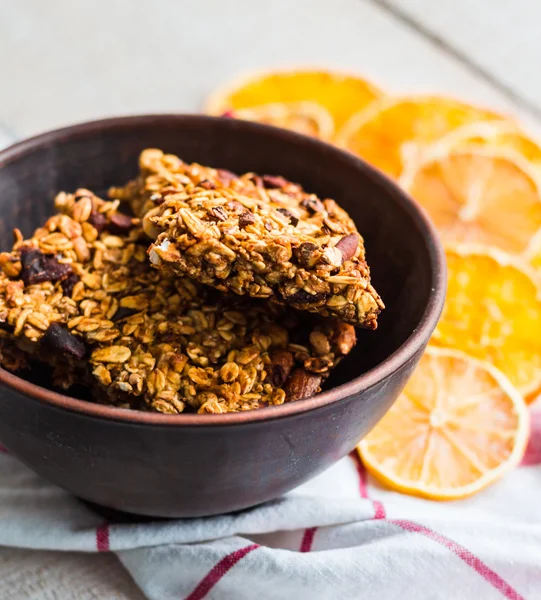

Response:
(432, 245), (541, 401)
(205, 68), (382, 130)
(229, 101), (335, 140)
(336, 96), (504, 178)
(431, 121), (541, 169)
(400, 147), (541, 255)
(527, 231), (541, 271)
(358, 347), (529, 500)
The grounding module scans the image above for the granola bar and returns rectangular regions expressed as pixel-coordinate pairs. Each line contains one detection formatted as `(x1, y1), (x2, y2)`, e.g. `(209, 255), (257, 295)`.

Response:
(110, 149), (384, 328)
(0, 190), (356, 414)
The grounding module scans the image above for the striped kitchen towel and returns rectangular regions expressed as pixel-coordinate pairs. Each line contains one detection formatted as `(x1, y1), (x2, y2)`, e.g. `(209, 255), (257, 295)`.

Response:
(0, 409), (540, 600)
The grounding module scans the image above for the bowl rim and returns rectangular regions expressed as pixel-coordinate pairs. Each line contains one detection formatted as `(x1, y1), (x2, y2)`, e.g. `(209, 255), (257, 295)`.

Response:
(0, 114), (446, 426)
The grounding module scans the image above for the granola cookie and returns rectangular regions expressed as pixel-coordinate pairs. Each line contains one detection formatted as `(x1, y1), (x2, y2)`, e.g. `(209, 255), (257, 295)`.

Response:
(110, 149), (384, 328)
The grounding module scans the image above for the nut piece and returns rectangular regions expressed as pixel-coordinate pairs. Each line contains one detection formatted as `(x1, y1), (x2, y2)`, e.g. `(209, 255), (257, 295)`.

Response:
(335, 233), (360, 262)
(333, 321), (357, 355)
(209, 206), (228, 222)
(283, 368), (322, 402)
(262, 175), (289, 189)
(296, 242), (320, 268)
(238, 211), (256, 228)
(309, 330), (331, 356)
(321, 246), (343, 268)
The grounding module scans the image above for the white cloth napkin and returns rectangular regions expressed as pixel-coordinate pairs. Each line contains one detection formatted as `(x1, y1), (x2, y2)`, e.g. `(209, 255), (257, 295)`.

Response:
(0, 408), (540, 600)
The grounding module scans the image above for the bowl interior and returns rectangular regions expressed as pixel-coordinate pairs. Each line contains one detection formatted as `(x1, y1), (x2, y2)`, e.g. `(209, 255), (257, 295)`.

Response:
(0, 116), (439, 399)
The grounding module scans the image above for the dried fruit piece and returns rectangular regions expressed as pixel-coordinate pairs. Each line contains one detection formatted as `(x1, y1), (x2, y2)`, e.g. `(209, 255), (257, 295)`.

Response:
(400, 147), (541, 255)
(432, 245), (541, 401)
(112, 306), (139, 321)
(89, 209), (107, 232)
(60, 273), (80, 297)
(206, 68), (382, 130)
(230, 102), (335, 140)
(269, 350), (294, 387)
(19, 248), (72, 286)
(42, 323), (86, 360)
(432, 120), (541, 170)
(288, 289), (327, 307)
(358, 347), (529, 500)
(336, 96), (504, 178)
(108, 212), (135, 233)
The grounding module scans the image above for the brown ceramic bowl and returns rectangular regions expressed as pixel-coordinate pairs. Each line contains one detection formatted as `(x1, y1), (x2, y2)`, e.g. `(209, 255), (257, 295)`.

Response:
(0, 115), (445, 518)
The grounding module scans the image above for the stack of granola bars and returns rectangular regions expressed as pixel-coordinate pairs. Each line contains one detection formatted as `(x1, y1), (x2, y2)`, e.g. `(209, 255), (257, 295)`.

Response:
(0, 150), (383, 414)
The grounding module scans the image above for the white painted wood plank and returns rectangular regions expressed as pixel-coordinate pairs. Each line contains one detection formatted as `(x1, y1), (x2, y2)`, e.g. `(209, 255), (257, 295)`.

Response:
(0, 547), (145, 600)
(387, 0), (541, 113)
(0, 126), (16, 151)
(0, 0), (538, 140)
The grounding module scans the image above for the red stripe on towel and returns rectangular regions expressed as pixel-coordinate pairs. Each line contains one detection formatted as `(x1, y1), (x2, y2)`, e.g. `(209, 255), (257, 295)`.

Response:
(96, 523), (110, 552)
(349, 451), (368, 498)
(392, 520), (525, 600)
(185, 544), (259, 600)
(350, 451), (386, 518)
(521, 410), (541, 466)
(351, 449), (521, 597)
(372, 500), (386, 519)
(300, 527), (317, 552)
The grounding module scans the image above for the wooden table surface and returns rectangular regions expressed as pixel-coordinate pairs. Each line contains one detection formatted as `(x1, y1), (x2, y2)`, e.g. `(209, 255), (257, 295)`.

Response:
(0, 0), (539, 597)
